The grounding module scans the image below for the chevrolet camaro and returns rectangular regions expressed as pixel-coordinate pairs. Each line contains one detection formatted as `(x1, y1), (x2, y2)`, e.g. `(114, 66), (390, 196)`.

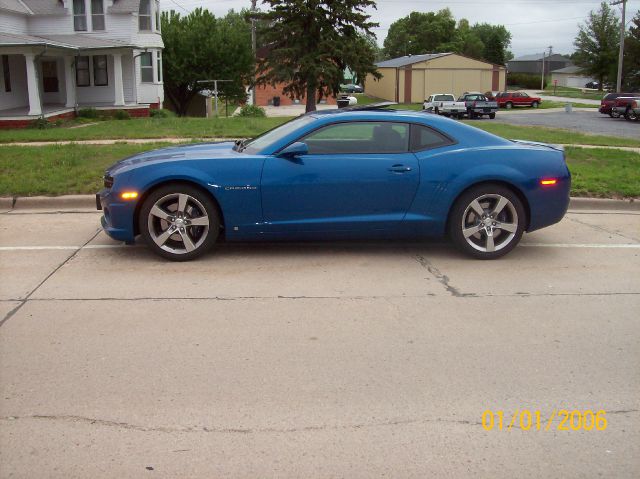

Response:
(97, 106), (571, 261)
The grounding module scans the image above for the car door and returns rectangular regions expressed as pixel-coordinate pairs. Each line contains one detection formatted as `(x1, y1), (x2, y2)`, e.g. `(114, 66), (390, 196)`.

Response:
(260, 121), (420, 234)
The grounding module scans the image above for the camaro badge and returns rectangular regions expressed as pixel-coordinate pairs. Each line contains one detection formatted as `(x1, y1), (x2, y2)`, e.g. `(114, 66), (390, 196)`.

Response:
(224, 186), (257, 191)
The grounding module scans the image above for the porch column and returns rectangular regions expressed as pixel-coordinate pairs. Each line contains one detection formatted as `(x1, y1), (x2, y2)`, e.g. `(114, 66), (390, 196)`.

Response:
(24, 53), (42, 116)
(64, 56), (76, 108)
(113, 53), (125, 106)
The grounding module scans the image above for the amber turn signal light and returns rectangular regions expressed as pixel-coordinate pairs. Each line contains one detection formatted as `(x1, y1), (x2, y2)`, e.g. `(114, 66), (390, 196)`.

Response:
(540, 179), (557, 186)
(121, 191), (139, 200)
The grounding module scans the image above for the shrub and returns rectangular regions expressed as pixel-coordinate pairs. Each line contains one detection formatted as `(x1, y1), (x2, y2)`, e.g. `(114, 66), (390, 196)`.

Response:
(236, 104), (266, 117)
(114, 109), (131, 120)
(506, 73), (549, 90)
(78, 107), (99, 119)
(28, 117), (52, 129)
(150, 108), (176, 118)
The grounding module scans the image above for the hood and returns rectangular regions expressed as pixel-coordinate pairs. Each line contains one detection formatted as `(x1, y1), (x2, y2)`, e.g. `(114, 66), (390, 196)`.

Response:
(106, 141), (237, 176)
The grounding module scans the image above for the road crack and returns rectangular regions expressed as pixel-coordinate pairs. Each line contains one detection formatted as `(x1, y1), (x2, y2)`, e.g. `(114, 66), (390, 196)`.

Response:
(414, 255), (474, 297)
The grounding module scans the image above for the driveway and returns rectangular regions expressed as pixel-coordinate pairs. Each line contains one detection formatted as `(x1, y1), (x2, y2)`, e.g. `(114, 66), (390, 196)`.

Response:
(263, 104), (337, 117)
(1, 205), (639, 477)
(493, 109), (639, 139)
(522, 89), (602, 106)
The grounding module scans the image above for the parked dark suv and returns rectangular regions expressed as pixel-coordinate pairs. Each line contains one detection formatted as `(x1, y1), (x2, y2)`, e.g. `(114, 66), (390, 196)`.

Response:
(599, 93), (637, 116)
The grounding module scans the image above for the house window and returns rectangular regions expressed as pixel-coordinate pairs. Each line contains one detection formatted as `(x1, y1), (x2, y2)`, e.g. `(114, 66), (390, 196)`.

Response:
(76, 56), (90, 87)
(155, 0), (160, 31)
(140, 52), (153, 82)
(139, 0), (151, 31)
(2, 55), (10, 92)
(91, 0), (105, 30)
(156, 51), (162, 82)
(42, 61), (59, 92)
(93, 55), (108, 86)
(73, 0), (87, 31)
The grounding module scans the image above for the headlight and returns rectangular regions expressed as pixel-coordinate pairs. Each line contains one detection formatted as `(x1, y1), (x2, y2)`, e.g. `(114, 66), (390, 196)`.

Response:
(103, 175), (114, 188)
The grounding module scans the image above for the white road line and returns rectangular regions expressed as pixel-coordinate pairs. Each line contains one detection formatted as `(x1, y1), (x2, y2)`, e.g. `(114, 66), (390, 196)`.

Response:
(0, 243), (639, 251)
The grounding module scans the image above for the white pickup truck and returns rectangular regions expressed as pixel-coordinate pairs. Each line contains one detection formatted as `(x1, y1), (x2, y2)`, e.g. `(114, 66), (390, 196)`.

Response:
(423, 93), (467, 118)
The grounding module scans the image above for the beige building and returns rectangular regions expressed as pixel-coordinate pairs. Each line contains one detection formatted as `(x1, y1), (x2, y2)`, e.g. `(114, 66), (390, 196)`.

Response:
(365, 53), (506, 103)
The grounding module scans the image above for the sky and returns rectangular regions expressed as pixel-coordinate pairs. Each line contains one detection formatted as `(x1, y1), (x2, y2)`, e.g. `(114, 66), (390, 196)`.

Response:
(160, 0), (640, 58)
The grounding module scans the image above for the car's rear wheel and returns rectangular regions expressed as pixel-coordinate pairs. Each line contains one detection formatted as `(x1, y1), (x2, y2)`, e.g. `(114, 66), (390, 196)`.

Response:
(531, 101), (539, 108)
(139, 184), (220, 261)
(489, 113), (496, 119)
(448, 184), (526, 260)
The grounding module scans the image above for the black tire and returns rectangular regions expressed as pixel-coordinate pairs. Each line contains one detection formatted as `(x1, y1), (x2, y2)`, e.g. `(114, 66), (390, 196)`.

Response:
(489, 113), (496, 119)
(434, 108), (440, 115)
(448, 183), (527, 260)
(505, 102), (513, 109)
(531, 101), (539, 108)
(139, 183), (221, 261)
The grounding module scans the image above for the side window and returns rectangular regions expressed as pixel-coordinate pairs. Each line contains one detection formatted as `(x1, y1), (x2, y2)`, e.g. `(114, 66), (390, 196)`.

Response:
(410, 124), (452, 151)
(73, 0), (87, 31)
(2, 55), (10, 92)
(93, 55), (108, 86)
(300, 122), (410, 155)
(76, 56), (90, 87)
(91, 0), (105, 30)
(140, 52), (153, 82)
(139, 0), (151, 30)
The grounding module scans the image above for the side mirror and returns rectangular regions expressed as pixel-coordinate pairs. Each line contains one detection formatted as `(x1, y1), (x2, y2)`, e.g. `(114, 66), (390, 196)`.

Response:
(278, 142), (308, 159)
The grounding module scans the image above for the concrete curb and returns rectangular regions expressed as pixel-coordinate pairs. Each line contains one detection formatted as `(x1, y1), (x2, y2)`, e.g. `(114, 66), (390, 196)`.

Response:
(1, 195), (639, 212)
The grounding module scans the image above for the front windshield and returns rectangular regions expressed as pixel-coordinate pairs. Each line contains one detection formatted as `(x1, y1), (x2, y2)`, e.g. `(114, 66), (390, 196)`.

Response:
(242, 116), (315, 154)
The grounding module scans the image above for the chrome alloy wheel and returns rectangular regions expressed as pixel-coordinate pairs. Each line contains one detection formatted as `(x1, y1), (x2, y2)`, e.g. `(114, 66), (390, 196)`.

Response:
(147, 193), (210, 255)
(461, 194), (519, 253)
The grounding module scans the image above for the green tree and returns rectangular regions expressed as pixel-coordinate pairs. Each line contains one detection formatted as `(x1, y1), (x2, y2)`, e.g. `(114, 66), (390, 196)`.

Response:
(383, 9), (456, 58)
(470, 23), (512, 65)
(161, 9), (253, 116)
(623, 10), (640, 91)
(255, 0), (380, 113)
(574, 2), (620, 90)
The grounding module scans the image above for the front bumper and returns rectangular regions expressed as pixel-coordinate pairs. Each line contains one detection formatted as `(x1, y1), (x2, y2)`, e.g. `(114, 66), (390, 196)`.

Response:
(97, 188), (137, 242)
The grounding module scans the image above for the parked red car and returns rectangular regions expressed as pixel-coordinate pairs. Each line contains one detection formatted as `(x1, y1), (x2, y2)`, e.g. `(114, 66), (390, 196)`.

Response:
(495, 91), (542, 109)
(610, 96), (640, 120)
(599, 92), (637, 116)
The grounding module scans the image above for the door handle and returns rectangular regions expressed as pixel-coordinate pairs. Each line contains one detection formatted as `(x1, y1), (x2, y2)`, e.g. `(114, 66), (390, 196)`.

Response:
(388, 164), (412, 173)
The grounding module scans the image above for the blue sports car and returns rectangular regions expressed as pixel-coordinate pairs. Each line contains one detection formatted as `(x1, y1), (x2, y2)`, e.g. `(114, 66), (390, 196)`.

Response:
(97, 105), (570, 261)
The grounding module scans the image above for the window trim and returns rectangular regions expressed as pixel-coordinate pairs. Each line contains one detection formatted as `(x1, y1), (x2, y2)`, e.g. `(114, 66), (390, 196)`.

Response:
(409, 123), (456, 152)
(155, 0), (161, 31)
(91, 0), (105, 31)
(2, 55), (10, 92)
(275, 120), (457, 156)
(93, 55), (108, 87)
(139, 52), (154, 83)
(281, 120), (413, 156)
(73, 0), (87, 31)
(75, 55), (91, 87)
(138, 0), (152, 31)
(156, 51), (162, 83)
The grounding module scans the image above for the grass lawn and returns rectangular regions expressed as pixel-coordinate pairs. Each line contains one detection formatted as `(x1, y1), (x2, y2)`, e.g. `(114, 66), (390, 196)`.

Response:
(538, 86), (604, 101)
(1, 143), (638, 198)
(0, 143), (171, 196)
(0, 117), (287, 143)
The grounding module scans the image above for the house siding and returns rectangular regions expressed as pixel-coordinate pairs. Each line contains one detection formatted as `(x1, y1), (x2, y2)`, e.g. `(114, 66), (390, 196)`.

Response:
(0, 11), (28, 34)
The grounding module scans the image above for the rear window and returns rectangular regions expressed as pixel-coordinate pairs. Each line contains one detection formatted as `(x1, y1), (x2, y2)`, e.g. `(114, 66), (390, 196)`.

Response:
(434, 95), (454, 102)
(603, 93), (619, 101)
(410, 124), (453, 151)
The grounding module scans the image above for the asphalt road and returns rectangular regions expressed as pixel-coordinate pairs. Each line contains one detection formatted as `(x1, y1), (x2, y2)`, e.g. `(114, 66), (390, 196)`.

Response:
(1, 205), (639, 478)
(494, 109), (639, 139)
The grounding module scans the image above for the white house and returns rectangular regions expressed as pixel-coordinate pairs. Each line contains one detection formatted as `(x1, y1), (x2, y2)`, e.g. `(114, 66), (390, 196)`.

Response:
(0, 0), (164, 127)
(550, 65), (596, 89)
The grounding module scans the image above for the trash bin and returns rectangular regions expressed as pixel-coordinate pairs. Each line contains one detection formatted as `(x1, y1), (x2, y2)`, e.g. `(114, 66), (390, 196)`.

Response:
(337, 98), (350, 108)
(273, 96), (280, 107)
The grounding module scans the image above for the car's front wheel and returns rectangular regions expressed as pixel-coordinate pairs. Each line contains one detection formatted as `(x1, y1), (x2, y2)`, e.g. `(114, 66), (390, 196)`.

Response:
(448, 184), (526, 259)
(139, 184), (220, 261)
(505, 102), (513, 109)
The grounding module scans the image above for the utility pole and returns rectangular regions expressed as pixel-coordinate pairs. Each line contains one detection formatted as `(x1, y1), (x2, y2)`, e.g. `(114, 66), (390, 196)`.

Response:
(250, 0), (257, 105)
(611, 0), (627, 92)
(541, 45), (552, 90)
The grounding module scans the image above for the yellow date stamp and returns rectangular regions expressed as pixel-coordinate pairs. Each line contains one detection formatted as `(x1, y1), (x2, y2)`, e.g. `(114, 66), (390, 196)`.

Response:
(482, 409), (608, 431)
